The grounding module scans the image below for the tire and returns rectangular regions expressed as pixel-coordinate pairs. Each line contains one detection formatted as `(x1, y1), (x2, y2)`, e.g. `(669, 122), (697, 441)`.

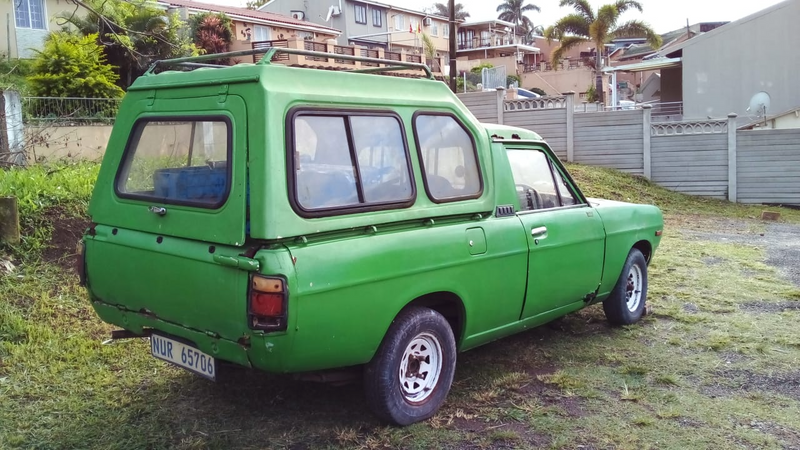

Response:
(364, 306), (457, 426)
(603, 248), (648, 326)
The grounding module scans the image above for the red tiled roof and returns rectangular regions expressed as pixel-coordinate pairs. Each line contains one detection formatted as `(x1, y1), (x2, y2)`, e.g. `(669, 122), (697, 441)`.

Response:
(162, 0), (341, 34)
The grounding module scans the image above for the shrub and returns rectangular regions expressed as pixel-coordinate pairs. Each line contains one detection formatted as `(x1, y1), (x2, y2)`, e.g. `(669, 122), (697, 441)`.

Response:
(469, 62), (494, 75)
(28, 32), (124, 99)
(585, 84), (598, 103)
(189, 12), (233, 63)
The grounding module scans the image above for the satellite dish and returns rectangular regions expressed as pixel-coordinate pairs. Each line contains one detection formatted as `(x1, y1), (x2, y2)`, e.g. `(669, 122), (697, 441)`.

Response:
(747, 91), (771, 117)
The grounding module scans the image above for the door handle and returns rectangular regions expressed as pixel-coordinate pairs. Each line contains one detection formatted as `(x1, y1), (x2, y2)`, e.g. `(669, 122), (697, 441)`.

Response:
(531, 226), (548, 239)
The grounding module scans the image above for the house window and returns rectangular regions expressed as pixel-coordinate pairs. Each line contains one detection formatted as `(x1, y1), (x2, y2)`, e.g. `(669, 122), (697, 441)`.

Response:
(372, 8), (382, 27)
(443, 24), (449, 38)
(431, 22), (438, 36)
(410, 18), (419, 33)
(253, 25), (271, 41)
(354, 3), (367, 24)
(14, 0), (46, 30)
(393, 14), (404, 31)
(457, 29), (474, 49)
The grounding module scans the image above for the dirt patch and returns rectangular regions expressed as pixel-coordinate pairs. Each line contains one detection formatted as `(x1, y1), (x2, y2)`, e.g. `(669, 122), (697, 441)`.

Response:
(703, 256), (725, 266)
(739, 301), (800, 314)
(683, 303), (700, 313)
(705, 369), (800, 401)
(765, 223), (800, 289)
(40, 207), (89, 274)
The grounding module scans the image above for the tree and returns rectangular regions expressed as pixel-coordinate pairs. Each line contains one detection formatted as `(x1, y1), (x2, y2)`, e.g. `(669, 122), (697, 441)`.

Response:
(432, 2), (470, 20)
(189, 12), (233, 64)
(544, 0), (661, 103)
(28, 32), (124, 99)
(519, 21), (545, 45)
(58, 0), (198, 89)
(246, 0), (267, 10)
(496, 0), (540, 32)
(421, 33), (438, 71)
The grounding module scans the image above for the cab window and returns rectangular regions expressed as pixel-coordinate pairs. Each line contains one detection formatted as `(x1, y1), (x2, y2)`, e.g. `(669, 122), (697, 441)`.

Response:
(507, 149), (577, 211)
(116, 119), (230, 208)
(414, 114), (482, 202)
(291, 112), (414, 214)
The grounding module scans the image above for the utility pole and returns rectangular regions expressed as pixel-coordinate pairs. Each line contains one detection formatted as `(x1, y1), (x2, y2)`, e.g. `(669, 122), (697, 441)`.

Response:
(448, 0), (457, 92)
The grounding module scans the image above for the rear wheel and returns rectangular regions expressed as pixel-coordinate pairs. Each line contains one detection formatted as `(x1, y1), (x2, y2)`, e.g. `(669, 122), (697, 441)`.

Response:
(364, 307), (456, 425)
(603, 248), (648, 326)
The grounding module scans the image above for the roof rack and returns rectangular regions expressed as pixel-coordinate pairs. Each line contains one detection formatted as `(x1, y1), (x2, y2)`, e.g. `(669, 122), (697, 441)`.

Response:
(145, 47), (435, 80)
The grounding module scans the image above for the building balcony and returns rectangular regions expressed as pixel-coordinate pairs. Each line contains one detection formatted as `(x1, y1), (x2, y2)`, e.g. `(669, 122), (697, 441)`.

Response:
(250, 38), (440, 73)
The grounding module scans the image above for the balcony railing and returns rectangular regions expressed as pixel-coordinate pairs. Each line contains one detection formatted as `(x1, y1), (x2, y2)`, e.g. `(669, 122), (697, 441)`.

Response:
(458, 35), (518, 51)
(334, 45), (356, 65)
(361, 48), (380, 67)
(384, 51), (401, 61)
(304, 41), (328, 62)
(251, 39), (289, 63)
(247, 39), (441, 73)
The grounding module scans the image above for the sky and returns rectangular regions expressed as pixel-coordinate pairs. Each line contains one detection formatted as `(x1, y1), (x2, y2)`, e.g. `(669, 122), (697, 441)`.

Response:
(380, 0), (788, 34)
(232, 0), (788, 34)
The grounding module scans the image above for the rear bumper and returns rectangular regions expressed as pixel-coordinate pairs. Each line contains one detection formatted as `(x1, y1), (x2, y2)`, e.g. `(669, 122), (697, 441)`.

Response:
(91, 300), (291, 373)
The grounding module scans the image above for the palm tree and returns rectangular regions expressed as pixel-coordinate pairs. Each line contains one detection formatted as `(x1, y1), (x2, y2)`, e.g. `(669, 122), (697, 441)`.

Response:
(432, 2), (470, 21)
(520, 22), (545, 45)
(496, 0), (541, 32)
(544, 0), (661, 103)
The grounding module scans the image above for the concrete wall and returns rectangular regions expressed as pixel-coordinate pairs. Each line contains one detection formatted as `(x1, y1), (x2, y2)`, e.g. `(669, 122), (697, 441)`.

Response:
(574, 111), (644, 175)
(27, 124), (112, 161)
(506, 108), (569, 160)
(457, 93), (800, 205)
(681, 0), (800, 119)
(456, 55), (517, 76)
(651, 125), (729, 198)
(737, 129), (800, 205)
(521, 67), (601, 97)
(457, 91), (499, 124)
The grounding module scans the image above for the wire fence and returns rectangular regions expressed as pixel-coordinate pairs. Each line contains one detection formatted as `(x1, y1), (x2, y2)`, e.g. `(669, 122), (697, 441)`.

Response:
(22, 97), (121, 123)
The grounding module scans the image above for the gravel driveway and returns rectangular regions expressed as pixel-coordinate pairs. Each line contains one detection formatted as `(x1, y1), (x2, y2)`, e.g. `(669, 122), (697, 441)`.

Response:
(686, 220), (800, 288)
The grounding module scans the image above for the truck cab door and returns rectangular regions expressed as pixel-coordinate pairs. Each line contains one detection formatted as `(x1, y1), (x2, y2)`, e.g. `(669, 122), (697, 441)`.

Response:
(504, 145), (606, 319)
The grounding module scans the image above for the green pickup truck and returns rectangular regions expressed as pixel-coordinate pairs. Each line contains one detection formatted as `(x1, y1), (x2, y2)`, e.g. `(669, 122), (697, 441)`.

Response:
(81, 48), (663, 425)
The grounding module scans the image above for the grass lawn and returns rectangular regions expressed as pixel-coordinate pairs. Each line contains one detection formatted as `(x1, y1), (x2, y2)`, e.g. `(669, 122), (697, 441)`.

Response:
(1, 163), (799, 449)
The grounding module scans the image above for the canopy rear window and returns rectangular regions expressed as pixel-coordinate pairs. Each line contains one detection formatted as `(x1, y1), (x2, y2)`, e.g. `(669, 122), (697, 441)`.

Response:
(115, 118), (231, 208)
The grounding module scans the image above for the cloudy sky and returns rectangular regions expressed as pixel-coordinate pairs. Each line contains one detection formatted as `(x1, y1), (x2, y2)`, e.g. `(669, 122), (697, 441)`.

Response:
(381, 0), (786, 33)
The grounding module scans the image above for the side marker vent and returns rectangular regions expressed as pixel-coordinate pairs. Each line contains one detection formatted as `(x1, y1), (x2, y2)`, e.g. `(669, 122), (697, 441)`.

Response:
(496, 205), (515, 217)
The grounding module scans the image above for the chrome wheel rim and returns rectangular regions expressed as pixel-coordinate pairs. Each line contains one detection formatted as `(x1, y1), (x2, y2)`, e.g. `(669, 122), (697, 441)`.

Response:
(626, 264), (643, 312)
(398, 332), (443, 403)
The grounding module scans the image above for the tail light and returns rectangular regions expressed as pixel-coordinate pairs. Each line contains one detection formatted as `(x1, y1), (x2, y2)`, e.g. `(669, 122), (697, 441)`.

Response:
(248, 275), (288, 331)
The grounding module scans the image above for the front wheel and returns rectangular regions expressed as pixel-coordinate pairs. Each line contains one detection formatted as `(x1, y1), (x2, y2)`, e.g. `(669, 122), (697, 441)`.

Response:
(364, 307), (456, 425)
(603, 248), (648, 326)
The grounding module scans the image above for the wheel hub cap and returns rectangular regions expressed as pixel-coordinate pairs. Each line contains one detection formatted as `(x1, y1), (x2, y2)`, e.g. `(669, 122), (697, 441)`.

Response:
(626, 264), (643, 312)
(398, 332), (443, 403)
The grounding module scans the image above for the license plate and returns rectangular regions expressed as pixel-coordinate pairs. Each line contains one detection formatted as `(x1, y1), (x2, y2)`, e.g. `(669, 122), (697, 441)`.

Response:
(150, 334), (216, 381)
